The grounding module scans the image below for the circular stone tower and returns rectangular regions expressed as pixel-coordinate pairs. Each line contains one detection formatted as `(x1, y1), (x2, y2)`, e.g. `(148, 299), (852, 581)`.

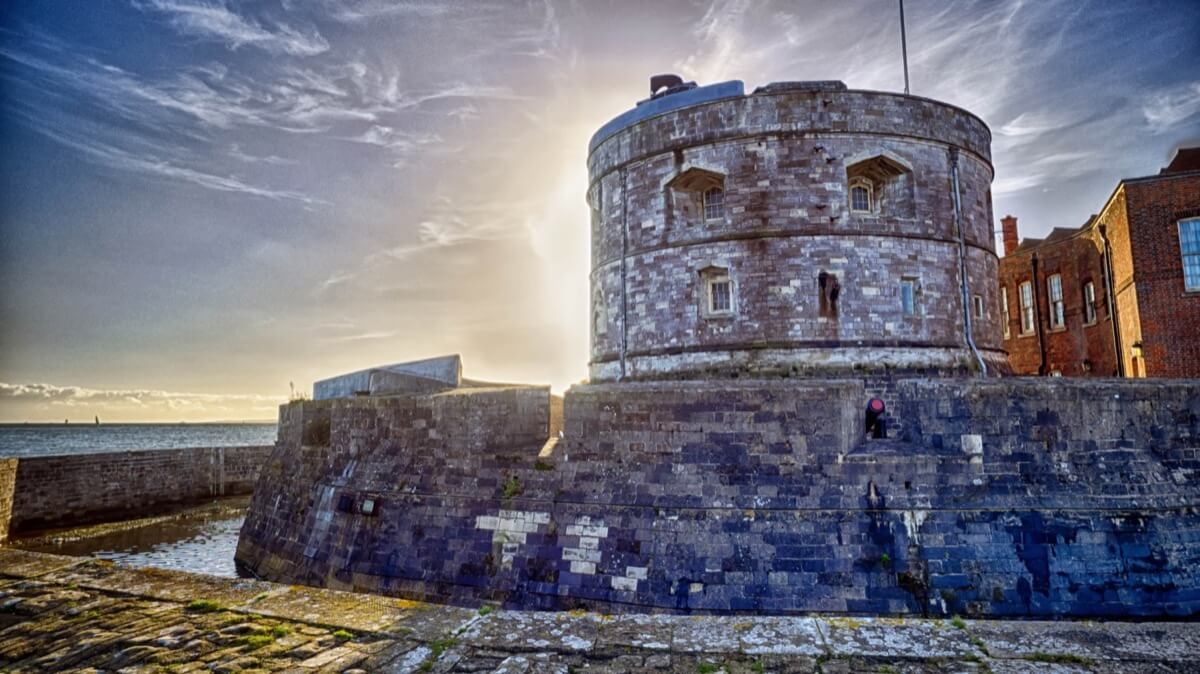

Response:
(587, 78), (1006, 381)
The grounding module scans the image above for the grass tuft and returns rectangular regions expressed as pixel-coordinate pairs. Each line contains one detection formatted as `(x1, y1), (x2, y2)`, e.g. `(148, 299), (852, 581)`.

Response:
(1025, 652), (1092, 665)
(241, 634), (275, 651)
(185, 599), (222, 613)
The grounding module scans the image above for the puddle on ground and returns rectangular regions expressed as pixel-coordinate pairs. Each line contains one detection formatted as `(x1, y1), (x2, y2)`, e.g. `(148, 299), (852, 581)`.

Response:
(19, 513), (250, 578)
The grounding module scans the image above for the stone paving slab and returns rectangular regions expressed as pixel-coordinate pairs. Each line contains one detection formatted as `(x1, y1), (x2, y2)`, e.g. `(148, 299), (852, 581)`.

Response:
(243, 582), (474, 638)
(820, 616), (979, 658)
(0, 548), (90, 579)
(968, 619), (1200, 663)
(1, 550), (1199, 673)
(53, 557), (278, 607)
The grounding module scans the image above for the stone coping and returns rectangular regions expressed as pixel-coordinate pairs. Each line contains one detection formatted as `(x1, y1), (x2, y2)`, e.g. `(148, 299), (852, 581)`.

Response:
(1, 549), (1198, 672)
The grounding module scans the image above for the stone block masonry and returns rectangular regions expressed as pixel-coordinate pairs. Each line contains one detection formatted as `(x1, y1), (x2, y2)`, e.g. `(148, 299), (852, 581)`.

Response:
(4, 548), (1200, 672)
(0, 445), (272, 535)
(236, 378), (1200, 618)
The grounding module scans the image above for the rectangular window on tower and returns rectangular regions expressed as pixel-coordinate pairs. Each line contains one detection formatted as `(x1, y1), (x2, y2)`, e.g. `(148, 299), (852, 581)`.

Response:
(709, 279), (732, 313)
(1047, 274), (1065, 330)
(972, 294), (985, 320)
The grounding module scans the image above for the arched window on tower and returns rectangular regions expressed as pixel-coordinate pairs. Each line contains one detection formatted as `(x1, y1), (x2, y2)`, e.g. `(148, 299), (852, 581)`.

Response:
(666, 167), (726, 228)
(849, 178), (873, 213)
(845, 152), (915, 219)
(703, 186), (725, 221)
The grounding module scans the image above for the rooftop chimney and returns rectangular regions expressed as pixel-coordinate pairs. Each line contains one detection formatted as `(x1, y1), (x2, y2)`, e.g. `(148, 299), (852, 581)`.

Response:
(1001, 215), (1019, 256)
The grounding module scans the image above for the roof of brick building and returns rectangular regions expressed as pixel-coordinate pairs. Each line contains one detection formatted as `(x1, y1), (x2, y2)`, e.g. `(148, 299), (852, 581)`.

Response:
(1011, 217), (1096, 255)
(1161, 147), (1200, 174)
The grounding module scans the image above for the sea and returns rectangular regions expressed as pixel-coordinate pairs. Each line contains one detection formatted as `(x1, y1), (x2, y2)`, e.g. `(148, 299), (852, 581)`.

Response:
(2, 422), (276, 577)
(0, 422), (276, 457)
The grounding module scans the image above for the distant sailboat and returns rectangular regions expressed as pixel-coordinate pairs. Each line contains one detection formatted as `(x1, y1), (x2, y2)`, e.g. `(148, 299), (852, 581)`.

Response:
(95, 415), (100, 426)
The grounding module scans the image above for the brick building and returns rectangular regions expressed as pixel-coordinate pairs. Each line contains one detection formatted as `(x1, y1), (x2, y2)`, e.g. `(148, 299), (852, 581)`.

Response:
(998, 148), (1200, 376)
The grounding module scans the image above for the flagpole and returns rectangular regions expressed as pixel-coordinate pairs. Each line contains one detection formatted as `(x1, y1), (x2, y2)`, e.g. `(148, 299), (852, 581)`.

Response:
(899, 0), (910, 94)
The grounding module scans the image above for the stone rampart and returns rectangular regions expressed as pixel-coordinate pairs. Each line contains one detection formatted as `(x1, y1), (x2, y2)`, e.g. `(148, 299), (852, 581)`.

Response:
(2, 445), (272, 534)
(236, 378), (1200, 618)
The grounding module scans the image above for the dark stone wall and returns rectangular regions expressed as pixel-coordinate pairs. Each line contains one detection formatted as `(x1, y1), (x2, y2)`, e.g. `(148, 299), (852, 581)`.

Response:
(236, 379), (1200, 617)
(4, 445), (273, 533)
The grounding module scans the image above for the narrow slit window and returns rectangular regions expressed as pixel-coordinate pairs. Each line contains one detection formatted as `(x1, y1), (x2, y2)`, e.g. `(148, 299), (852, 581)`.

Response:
(1083, 281), (1096, 325)
(1047, 274), (1064, 329)
(703, 186), (725, 221)
(1019, 281), (1034, 335)
(972, 294), (985, 319)
(900, 279), (916, 316)
(1001, 286), (1011, 338)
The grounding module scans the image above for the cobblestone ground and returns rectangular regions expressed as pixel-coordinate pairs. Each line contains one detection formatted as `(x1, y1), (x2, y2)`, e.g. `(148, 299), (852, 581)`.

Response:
(0, 550), (1197, 673)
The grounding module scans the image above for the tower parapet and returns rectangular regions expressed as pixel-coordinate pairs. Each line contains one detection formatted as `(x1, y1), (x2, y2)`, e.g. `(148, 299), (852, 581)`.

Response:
(588, 78), (1004, 381)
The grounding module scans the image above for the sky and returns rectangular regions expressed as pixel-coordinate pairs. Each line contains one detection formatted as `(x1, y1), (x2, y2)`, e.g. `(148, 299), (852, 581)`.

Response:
(1, 0), (1198, 422)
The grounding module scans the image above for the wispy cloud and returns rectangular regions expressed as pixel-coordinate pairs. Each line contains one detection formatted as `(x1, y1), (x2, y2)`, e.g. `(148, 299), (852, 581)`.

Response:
(345, 124), (442, 166)
(1143, 81), (1200, 134)
(319, 330), (398, 343)
(135, 0), (329, 56)
(229, 143), (295, 165)
(312, 0), (456, 23)
(29, 121), (323, 205)
(375, 217), (527, 262)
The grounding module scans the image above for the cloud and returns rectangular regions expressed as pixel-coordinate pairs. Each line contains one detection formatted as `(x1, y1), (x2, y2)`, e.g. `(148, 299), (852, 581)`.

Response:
(320, 330), (398, 343)
(998, 111), (1069, 138)
(346, 124), (442, 166)
(30, 122), (323, 205)
(1143, 82), (1200, 134)
(375, 216), (526, 262)
(229, 144), (295, 165)
(313, 0), (456, 23)
(136, 0), (329, 56)
(0, 382), (281, 413)
(675, 0), (756, 82)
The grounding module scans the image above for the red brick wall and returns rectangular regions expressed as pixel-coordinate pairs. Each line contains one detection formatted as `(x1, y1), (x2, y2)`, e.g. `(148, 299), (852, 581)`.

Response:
(998, 233), (1117, 376)
(1122, 174), (1200, 377)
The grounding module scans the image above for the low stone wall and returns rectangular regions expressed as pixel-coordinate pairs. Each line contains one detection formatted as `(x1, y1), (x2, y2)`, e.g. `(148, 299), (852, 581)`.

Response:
(236, 378), (1200, 618)
(2, 445), (273, 534)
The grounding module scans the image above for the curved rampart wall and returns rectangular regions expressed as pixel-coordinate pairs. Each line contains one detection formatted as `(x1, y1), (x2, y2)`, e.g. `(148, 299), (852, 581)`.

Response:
(237, 380), (1200, 617)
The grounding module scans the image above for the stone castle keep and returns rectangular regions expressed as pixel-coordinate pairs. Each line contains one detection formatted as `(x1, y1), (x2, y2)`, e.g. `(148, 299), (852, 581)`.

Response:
(587, 79), (1005, 380)
(236, 79), (1200, 617)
